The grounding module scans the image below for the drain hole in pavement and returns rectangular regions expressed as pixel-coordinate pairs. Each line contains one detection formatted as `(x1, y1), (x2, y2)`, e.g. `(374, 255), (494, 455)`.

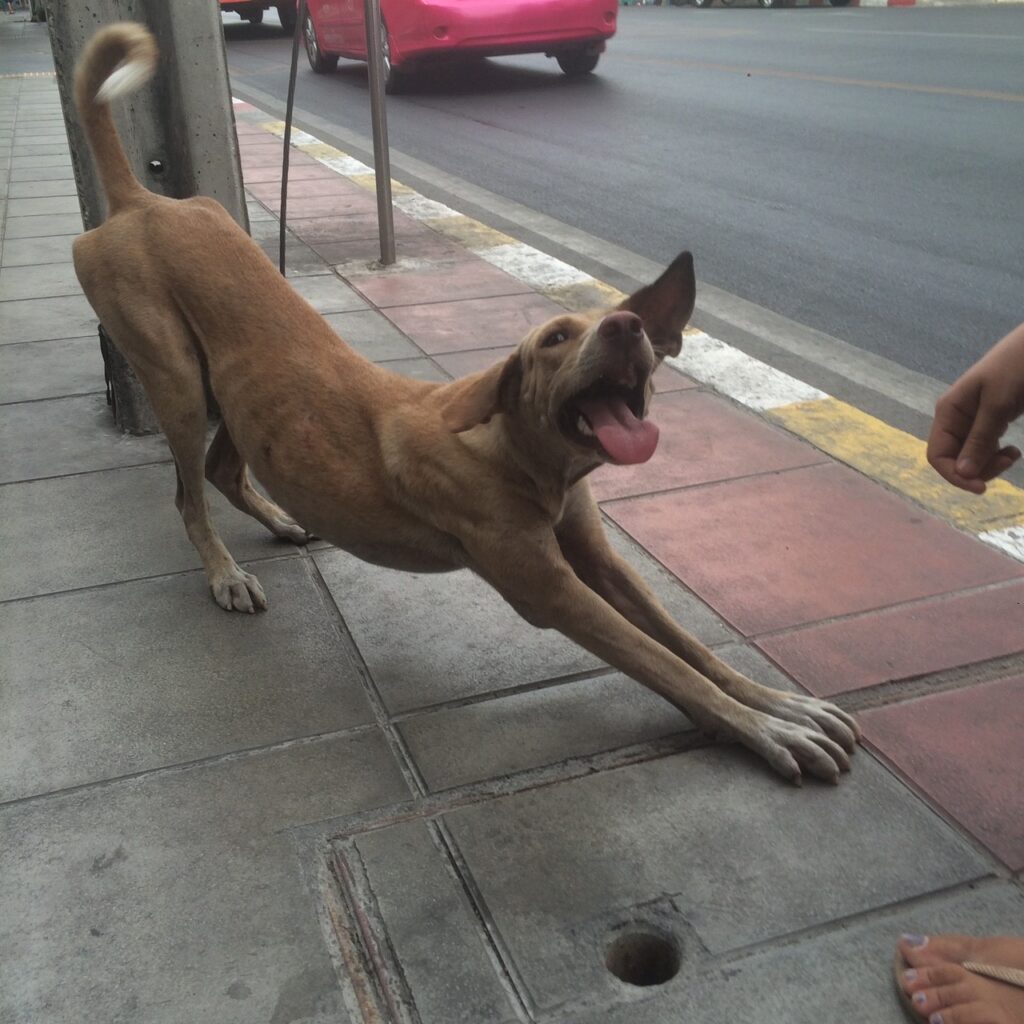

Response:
(605, 929), (681, 987)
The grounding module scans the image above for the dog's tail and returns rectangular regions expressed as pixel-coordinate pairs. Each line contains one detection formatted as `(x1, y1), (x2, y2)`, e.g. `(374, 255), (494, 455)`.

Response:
(74, 23), (158, 215)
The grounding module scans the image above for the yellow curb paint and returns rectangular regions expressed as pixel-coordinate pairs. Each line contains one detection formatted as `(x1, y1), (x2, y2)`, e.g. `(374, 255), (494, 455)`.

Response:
(348, 173), (413, 194)
(542, 279), (628, 312)
(260, 120), (286, 135)
(769, 397), (1024, 533)
(296, 142), (346, 160)
(427, 215), (517, 250)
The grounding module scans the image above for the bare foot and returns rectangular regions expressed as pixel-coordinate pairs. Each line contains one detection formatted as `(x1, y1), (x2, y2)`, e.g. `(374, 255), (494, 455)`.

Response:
(897, 933), (1024, 1024)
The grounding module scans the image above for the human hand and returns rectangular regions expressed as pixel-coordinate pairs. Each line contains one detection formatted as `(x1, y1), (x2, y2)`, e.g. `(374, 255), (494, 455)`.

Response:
(927, 324), (1024, 494)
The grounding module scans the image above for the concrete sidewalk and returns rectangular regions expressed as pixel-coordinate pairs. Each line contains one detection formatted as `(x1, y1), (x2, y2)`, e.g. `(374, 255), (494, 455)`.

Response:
(2, 20), (1024, 1024)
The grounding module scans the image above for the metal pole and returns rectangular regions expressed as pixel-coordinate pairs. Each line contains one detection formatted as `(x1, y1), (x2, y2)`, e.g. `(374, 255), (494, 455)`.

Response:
(362, 0), (396, 266)
(46, 0), (248, 434)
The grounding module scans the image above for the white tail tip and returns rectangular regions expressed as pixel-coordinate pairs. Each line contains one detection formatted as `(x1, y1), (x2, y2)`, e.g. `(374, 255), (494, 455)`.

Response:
(96, 60), (151, 104)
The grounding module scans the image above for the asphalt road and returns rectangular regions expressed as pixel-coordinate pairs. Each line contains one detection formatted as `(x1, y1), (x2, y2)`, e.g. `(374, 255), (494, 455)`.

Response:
(223, 5), (1024, 386)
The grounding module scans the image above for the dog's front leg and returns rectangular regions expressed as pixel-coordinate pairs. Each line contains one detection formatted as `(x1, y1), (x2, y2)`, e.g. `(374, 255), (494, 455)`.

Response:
(555, 484), (859, 760)
(464, 523), (851, 784)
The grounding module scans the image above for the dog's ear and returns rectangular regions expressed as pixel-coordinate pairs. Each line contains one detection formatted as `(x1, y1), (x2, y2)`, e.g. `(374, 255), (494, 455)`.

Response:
(617, 251), (695, 360)
(441, 353), (523, 433)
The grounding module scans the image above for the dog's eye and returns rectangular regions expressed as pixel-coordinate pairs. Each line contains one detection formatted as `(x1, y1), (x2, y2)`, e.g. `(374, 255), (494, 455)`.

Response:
(542, 329), (569, 348)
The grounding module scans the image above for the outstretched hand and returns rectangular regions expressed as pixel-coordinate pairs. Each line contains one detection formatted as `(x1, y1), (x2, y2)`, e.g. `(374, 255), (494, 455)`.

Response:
(927, 324), (1024, 494)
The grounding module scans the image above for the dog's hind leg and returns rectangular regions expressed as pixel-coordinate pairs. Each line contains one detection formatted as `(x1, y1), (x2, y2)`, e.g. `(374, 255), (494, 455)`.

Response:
(118, 319), (268, 613)
(205, 421), (311, 545)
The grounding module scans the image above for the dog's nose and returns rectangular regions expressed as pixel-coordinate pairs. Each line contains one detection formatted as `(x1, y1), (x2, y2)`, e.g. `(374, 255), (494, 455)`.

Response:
(598, 311), (644, 345)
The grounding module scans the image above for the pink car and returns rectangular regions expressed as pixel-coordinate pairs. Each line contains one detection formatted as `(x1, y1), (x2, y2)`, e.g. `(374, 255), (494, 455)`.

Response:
(302, 0), (617, 91)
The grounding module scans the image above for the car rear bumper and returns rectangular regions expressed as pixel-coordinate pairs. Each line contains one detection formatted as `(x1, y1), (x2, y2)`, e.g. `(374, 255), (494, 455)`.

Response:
(394, 0), (616, 65)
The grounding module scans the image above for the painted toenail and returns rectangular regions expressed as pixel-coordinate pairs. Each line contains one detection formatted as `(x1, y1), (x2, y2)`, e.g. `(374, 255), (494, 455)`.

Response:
(904, 969), (917, 982)
(902, 933), (928, 947)
(913, 992), (927, 1007)
(929, 1015), (943, 1024)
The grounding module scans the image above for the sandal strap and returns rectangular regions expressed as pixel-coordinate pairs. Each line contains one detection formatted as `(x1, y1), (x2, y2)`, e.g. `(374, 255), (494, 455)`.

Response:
(963, 961), (1024, 989)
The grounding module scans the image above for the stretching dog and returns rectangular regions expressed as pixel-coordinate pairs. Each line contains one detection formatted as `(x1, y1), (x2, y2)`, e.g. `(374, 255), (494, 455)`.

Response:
(71, 23), (858, 784)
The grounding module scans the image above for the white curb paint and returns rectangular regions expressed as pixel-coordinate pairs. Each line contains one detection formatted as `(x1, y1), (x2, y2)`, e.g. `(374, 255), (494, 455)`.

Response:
(474, 243), (592, 289)
(669, 332), (827, 411)
(979, 526), (1024, 561)
(393, 193), (460, 220)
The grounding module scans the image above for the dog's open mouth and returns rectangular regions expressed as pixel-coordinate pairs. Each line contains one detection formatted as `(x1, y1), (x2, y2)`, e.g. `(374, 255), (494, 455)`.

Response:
(560, 376), (659, 465)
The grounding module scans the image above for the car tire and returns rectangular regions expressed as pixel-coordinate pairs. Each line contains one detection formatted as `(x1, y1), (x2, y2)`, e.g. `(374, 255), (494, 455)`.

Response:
(693, 0), (714, 6)
(828, 0), (852, 5)
(758, 0), (778, 8)
(556, 49), (600, 76)
(246, 7), (264, 24)
(303, 12), (338, 73)
(277, 2), (296, 33)
(381, 22), (409, 94)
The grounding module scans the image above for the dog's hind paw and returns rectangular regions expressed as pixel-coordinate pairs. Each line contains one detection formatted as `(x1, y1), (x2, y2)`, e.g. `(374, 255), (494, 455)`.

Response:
(271, 515), (313, 546)
(210, 567), (268, 614)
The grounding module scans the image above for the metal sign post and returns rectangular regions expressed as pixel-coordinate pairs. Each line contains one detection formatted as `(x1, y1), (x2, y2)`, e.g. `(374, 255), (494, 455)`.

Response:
(362, 0), (396, 266)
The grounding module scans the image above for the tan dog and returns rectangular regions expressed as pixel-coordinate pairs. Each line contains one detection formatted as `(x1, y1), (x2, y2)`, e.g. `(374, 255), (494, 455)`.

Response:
(71, 24), (858, 784)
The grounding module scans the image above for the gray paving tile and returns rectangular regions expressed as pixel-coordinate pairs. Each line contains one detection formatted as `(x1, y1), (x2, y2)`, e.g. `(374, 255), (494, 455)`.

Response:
(288, 272), (369, 314)
(246, 198), (276, 221)
(2, 211), (82, 239)
(6, 193), (80, 214)
(0, 730), (406, 1024)
(9, 165), (79, 184)
(355, 822), (521, 1024)
(259, 239), (333, 278)
(400, 671), (689, 791)
(313, 518), (737, 715)
(10, 153), (71, 169)
(0, 260), (80, 300)
(324, 308), (422, 362)
(440, 749), (989, 1010)
(1, 232), (74, 266)
(0, 558), (376, 801)
(0, 292), (95, 344)
(0, 394), (171, 483)
(375, 356), (448, 382)
(313, 548), (603, 713)
(398, 644), (792, 792)
(0, 335), (103, 403)
(5, 178), (77, 199)
(11, 143), (70, 158)
(0, 462), (306, 602)
(578, 883), (1024, 1024)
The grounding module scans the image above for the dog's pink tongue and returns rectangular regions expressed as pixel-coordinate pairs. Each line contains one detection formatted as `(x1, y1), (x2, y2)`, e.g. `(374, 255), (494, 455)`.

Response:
(577, 395), (659, 465)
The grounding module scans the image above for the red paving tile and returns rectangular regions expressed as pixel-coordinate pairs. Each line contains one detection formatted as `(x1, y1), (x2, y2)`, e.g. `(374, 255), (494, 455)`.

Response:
(607, 463), (1024, 635)
(242, 164), (339, 184)
(758, 581), (1024, 697)
(241, 151), (319, 169)
(258, 194), (387, 219)
(591, 390), (825, 504)
(653, 364), (695, 394)
(351, 259), (532, 308)
(246, 179), (369, 202)
(383, 293), (565, 354)
(861, 676), (1024, 869)
(311, 234), (467, 266)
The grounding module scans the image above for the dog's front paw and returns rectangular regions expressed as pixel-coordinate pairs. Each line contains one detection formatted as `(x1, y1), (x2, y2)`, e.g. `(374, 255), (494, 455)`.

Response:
(210, 567), (268, 614)
(747, 713), (854, 786)
(773, 693), (860, 754)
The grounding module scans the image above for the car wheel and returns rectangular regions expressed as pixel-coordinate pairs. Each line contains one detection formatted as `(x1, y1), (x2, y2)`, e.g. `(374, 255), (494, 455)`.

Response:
(556, 49), (600, 77)
(246, 7), (264, 24)
(693, 0), (714, 6)
(303, 12), (338, 73)
(277, 1), (296, 32)
(381, 22), (408, 94)
(828, 0), (852, 5)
